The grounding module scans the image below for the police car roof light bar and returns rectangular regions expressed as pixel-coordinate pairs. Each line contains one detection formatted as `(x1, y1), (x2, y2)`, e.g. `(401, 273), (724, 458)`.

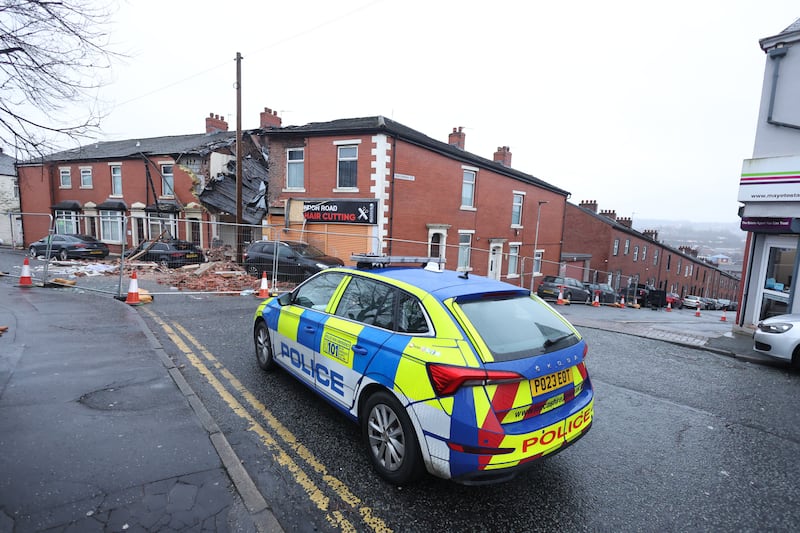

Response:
(351, 254), (444, 271)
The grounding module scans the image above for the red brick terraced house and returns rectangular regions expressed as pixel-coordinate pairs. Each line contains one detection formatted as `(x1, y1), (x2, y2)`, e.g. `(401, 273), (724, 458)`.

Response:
(16, 111), (277, 254)
(259, 116), (570, 286)
(563, 200), (739, 301)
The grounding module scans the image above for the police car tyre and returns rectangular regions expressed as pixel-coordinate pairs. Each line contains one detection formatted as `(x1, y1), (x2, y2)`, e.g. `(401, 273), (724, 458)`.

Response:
(254, 320), (276, 370)
(362, 390), (424, 485)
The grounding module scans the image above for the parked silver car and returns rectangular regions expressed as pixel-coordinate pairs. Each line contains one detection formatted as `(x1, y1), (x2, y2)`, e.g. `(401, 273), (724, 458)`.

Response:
(682, 295), (704, 310)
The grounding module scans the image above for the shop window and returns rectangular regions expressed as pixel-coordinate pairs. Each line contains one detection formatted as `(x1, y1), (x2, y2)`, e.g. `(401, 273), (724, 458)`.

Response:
(764, 247), (796, 294)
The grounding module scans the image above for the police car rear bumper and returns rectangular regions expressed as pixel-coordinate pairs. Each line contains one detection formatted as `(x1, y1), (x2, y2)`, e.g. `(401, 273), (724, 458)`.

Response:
(449, 421), (592, 486)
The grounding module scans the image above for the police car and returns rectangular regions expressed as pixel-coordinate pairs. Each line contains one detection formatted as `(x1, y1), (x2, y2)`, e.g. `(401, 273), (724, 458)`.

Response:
(252, 255), (593, 485)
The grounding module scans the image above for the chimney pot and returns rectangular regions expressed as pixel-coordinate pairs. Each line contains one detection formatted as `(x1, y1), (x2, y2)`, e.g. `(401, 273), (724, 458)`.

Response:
(448, 126), (466, 150)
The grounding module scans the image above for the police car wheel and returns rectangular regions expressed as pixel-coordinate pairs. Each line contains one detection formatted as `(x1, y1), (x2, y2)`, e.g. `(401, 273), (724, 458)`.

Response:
(362, 390), (423, 485)
(254, 321), (275, 370)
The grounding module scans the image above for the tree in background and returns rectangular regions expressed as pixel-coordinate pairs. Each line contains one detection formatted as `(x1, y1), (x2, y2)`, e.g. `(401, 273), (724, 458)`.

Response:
(0, 0), (116, 159)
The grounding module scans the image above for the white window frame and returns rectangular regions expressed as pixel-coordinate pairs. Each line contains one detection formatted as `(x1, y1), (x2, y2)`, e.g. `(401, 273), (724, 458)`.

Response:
(624, 239), (630, 255)
(508, 243), (521, 278)
(99, 210), (123, 243)
(54, 210), (79, 234)
(633, 245), (639, 262)
(285, 148), (305, 191)
(457, 230), (474, 270)
(534, 249), (544, 275)
(335, 142), (359, 190)
(461, 167), (477, 210)
(148, 212), (177, 239)
(613, 239), (619, 256)
(80, 166), (93, 188)
(511, 191), (524, 227)
(59, 168), (71, 188)
(160, 163), (175, 197)
(110, 164), (122, 196)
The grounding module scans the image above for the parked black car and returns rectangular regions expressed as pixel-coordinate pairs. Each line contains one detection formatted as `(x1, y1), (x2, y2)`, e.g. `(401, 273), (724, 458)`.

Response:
(243, 240), (344, 281)
(619, 283), (653, 306)
(124, 239), (206, 268)
(536, 275), (592, 304)
(29, 234), (109, 260)
(583, 282), (618, 304)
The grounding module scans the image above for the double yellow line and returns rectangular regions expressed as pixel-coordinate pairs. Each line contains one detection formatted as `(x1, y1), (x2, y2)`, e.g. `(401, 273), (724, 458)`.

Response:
(143, 308), (392, 533)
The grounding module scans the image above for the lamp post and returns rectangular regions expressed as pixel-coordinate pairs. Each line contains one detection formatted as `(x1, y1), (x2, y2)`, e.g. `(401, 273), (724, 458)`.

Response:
(531, 200), (548, 291)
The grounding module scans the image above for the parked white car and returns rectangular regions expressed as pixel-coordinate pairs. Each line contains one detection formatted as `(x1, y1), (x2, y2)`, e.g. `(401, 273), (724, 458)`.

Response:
(754, 314), (800, 367)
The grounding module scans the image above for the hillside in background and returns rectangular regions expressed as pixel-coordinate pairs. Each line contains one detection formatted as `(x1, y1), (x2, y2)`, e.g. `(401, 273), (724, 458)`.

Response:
(633, 219), (746, 268)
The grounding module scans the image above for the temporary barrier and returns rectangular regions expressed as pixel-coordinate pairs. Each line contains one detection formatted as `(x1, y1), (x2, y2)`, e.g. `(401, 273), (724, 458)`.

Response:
(19, 257), (32, 287)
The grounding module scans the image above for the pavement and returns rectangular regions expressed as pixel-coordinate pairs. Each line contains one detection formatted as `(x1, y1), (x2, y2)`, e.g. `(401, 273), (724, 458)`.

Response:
(0, 269), (284, 532)
(0, 255), (790, 532)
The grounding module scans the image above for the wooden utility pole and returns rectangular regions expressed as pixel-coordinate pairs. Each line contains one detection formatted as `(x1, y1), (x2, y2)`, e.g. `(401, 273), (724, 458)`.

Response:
(235, 52), (243, 262)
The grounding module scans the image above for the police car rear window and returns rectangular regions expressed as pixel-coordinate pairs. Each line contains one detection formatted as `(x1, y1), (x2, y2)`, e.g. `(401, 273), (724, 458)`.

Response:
(456, 295), (577, 361)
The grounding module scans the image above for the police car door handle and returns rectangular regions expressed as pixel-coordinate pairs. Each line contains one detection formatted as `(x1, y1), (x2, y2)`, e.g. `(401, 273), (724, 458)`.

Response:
(303, 326), (316, 334)
(352, 345), (368, 356)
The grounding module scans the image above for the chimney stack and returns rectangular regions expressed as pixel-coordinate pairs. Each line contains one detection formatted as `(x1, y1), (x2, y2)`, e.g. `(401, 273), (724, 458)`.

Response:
(205, 112), (228, 133)
(643, 229), (659, 241)
(579, 200), (598, 213)
(599, 209), (617, 221)
(617, 216), (633, 228)
(260, 107), (282, 128)
(493, 146), (512, 167)
(449, 127), (465, 150)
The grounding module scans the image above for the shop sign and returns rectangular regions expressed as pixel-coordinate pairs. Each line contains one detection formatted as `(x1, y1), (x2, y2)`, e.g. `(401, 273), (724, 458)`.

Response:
(740, 217), (800, 234)
(302, 199), (378, 225)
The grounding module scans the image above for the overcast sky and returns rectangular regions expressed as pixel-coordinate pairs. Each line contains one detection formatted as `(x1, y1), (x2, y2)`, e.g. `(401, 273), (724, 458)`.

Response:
(89, 0), (800, 224)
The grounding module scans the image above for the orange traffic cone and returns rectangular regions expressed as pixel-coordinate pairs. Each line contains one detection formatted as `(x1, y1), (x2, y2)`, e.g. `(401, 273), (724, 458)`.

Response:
(257, 271), (270, 298)
(125, 271), (141, 305)
(619, 296), (625, 308)
(720, 309), (727, 322)
(19, 257), (32, 287)
(556, 286), (565, 305)
(695, 305), (701, 317)
(592, 293), (600, 307)
(666, 302), (672, 312)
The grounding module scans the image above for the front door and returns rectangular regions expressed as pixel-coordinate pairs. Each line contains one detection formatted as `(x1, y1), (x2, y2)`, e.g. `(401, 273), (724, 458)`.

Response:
(488, 243), (504, 280)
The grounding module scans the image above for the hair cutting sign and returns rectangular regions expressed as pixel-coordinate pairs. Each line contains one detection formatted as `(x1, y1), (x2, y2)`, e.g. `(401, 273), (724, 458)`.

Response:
(302, 200), (377, 224)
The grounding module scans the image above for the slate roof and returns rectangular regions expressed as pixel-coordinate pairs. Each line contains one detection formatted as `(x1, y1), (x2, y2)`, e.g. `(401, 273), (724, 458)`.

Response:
(0, 151), (16, 175)
(199, 155), (268, 224)
(264, 116), (570, 197)
(17, 131), (236, 164)
(760, 17), (800, 50)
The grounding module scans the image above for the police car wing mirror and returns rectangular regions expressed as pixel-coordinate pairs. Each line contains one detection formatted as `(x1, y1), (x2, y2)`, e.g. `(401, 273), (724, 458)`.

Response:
(277, 293), (293, 306)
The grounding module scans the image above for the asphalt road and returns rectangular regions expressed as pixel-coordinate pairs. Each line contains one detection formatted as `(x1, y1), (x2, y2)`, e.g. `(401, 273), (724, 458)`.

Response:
(2, 248), (799, 532)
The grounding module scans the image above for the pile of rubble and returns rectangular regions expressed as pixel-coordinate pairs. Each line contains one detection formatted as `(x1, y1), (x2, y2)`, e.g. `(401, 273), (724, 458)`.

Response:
(25, 256), (297, 295)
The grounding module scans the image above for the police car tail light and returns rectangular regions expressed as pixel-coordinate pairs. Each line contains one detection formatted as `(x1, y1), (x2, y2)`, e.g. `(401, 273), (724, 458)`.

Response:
(447, 442), (514, 455)
(427, 364), (524, 396)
